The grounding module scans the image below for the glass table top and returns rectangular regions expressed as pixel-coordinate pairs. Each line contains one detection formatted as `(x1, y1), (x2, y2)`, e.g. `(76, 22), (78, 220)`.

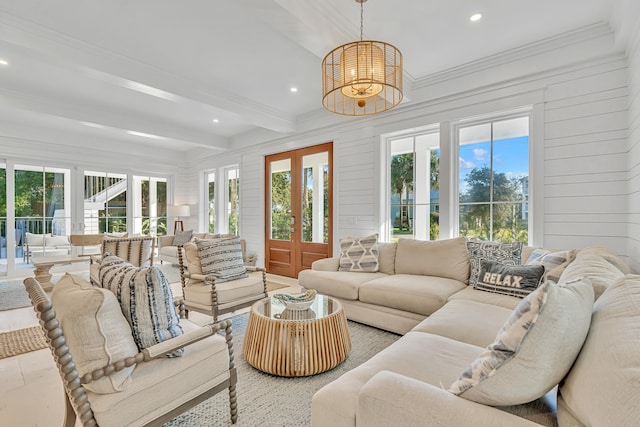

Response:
(252, 294), (339, 321)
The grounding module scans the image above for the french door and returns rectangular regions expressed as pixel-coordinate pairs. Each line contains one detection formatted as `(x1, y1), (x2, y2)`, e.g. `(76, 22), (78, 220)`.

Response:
(265, 143), (333, 278)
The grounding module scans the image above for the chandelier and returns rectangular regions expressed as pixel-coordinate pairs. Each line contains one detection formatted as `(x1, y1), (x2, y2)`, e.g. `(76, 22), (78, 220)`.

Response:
(322, 0), (403, 116)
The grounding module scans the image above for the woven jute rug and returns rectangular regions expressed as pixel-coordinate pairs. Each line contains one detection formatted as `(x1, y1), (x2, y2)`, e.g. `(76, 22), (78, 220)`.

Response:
(0, 326), (48, 359)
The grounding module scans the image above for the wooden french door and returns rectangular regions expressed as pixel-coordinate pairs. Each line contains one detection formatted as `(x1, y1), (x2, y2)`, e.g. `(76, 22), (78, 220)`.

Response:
(265, 142), (333, 278)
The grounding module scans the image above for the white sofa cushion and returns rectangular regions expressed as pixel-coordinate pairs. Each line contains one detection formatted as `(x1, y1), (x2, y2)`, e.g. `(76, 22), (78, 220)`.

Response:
(99, 255), (184, 356)
(51, 273), (138, 394)
(339, 234), (379, 272)
(45, 234), (70, 247)
(557, 274), (640, 427)
(413, 299), (514, 348)
(449, 278), (594, 406)
(447, 286), (521, 310)
(25, 232), (50, 246)
(298, 270), (387, 300)
(377, 242), (397, 275)
(359, 274), (467, 316)
(395, 237), (470, 283)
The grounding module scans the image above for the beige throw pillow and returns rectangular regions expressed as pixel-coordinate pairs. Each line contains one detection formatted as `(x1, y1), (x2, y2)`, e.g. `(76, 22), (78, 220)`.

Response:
(339, 234), (379, 272)
(51, 273), (138, 394)
(525, 248), (576, 282)
(449, 278), (594, 405)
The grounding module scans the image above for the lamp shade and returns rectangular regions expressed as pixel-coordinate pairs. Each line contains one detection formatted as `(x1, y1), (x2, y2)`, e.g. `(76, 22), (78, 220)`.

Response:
(167, 205), (191, 217)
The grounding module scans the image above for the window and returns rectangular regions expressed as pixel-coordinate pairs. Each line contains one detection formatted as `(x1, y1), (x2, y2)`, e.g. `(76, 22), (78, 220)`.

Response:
(226, 167), (240, 236)
(133, 176), (167, 236)
(84, 171), (127, 233)
(388, 129), (440, 241)
(457, 115), (529, 243)
(207, 172), (215, 233)
(0, 164), (5, 274)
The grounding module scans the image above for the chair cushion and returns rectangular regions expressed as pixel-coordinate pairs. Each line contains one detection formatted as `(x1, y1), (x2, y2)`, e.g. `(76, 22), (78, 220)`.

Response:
(26, 232), (50, 246)
(449, 278), (594, 406)
(88, 320), (231, 426)
(395, 237), (470, 283)
(99, 255), (184, 356)
(45, 235), (70, 247)
(525, 248), (576, 283)
(183, 273), (265, 305)
(474, 260), (544, 298)
(557, 274), (640, 427)
(359, 274), (467, 316)
(195, 236), (248, 283)
(467, 240), (522, 287)
(339, 234), (379, 272)
(51, 273), (138, 394)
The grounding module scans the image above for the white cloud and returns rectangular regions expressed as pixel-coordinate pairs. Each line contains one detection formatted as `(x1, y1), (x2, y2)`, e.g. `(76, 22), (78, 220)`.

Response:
(473, 148), (489, 161)
(459, 157), (475, 170)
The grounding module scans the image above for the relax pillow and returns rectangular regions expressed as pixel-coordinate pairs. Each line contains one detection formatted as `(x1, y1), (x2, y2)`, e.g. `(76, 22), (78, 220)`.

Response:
(99, 254), (184, 356)
(339, 233), (379, 272)
(467, 241), (522, 287)
(474, 260), (545, 298)
(525, 248), (576, 282)
(51, 273), (139, 394)
(172, 229), (193, 246)
(195, 236), (248, 282)
(449, 278), (594, 405)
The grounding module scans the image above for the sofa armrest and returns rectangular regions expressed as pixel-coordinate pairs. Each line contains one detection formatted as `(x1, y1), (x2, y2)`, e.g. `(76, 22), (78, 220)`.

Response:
(157, 235), (175, 248)
(356, 371), (542, 427)
(312, 257), (340, 271)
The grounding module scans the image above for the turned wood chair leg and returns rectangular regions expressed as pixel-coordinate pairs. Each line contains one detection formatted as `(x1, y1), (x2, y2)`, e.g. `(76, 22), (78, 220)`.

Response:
(229, 384), (238, 424)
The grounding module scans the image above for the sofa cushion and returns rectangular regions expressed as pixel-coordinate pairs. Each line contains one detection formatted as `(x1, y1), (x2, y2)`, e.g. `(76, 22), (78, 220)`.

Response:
(474, 260), (544, 298)
(395, 237), (470, 283)
(413, 299), (514, 348)
(377, 242), (397, 275)
(447, 286), (521, 310)
(339, 234), (379, 272)
(51, 273), (139, 394)
(557, 274), (640, 427)
(525, 248), (576, 283)
(25, 232), (50, 246)
(449, 278), (594, 405)
(45, 234), (70, 247)
(172, 229), (193, 246)
(297, 270), (387, 300)
(359, 274), (467, 317)
(99, 255), (184, 356)
(467, 241), (522, 287)
(195, 236), (248, 283)
(559, 245), (629, 300)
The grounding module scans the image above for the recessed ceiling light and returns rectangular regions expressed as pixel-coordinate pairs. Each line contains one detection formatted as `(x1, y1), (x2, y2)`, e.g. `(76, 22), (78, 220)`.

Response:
(290, 87), (298, 93)
(213, 119), (219, 123)
(470, 13), (483, 22)
(127, 130), (166, 140)
(0, 59), (8, 66)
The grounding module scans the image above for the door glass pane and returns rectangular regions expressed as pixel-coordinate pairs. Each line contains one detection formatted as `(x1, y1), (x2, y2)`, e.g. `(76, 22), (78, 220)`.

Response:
(227, 168), (240, 236)
(270, 159), (291, 241)
(133, 176), (167, 236)
(207, 172), (215, 233)
(301, 152), (329, 243)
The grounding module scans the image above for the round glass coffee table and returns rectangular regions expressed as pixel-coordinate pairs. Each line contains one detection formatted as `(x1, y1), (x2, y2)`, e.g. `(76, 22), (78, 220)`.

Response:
(243, 294), (351, 377)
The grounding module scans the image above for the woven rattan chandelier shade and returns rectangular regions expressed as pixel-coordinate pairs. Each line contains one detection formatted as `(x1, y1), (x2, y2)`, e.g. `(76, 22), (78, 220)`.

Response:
(322, 0), (402, 116)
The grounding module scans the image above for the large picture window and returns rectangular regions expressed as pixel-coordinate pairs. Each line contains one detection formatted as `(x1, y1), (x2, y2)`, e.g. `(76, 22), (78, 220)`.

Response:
(84, 171), (127, 233)
(457, 115), (529, 243)
(133, 175), (167, 236)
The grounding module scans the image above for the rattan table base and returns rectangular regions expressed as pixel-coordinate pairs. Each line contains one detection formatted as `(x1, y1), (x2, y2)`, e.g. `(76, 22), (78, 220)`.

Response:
(243, 305), (351, 377)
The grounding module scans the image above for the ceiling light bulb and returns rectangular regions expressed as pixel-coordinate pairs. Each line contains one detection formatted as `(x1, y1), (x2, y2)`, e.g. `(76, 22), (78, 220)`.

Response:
(0, 59), (8, 66)
(290, 87), (298, 93)
(213, 119), (219, 123)
(470, 13), (482, 22)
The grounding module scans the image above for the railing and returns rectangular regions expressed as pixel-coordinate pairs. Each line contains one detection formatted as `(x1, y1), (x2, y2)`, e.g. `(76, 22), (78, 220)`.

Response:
(0, 217), (63, 260)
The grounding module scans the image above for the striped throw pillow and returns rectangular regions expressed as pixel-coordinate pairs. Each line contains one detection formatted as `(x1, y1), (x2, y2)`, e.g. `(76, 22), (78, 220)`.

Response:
(195, 236), (248, 283)
(339, 234), (379, 272)
(99, 254), (184, 356)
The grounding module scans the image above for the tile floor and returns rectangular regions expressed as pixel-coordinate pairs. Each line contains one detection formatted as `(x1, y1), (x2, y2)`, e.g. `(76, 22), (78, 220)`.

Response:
(0, 266), (300, 427)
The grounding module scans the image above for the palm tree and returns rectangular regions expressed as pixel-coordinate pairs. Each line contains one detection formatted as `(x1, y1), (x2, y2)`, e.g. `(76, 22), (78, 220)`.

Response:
(390, 153), (414, 231)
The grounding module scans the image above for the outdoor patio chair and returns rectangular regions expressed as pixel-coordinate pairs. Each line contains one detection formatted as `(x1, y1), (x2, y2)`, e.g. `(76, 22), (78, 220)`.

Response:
(23, 276), (238, 426)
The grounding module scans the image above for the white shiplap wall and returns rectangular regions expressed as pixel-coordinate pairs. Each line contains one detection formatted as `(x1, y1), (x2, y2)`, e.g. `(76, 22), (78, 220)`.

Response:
(625, 17), (640, 272)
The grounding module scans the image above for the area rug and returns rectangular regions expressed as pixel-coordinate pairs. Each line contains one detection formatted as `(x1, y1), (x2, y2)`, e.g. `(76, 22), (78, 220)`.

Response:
(0, 326), (48, 359)
(164, 315), (400, 427)
(0, 279), (31, 311)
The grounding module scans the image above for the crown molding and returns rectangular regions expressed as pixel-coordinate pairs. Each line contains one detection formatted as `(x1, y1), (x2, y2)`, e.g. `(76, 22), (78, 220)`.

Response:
(412, 23), (615, 91)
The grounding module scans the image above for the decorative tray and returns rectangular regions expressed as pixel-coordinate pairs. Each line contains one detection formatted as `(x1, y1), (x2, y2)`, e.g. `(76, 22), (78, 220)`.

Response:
(273, 289), (317, 311)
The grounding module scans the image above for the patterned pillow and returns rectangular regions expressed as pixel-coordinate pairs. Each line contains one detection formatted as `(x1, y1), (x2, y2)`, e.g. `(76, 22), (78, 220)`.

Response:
(475, 260), (545, 298)
(466, 241), (522, 287)
(195, 236), (248, 283)
(99, 254), (184, 356)
(172, 229), (193, 246)
(339, 234), (379, 272)
(449, 278), (594, 405)
(525, 248), (576, 283)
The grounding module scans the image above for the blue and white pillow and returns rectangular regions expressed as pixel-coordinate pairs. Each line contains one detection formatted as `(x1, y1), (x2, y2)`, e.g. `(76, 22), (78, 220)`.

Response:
(195, 236), (248, 283)
(99, 254), (183, 357)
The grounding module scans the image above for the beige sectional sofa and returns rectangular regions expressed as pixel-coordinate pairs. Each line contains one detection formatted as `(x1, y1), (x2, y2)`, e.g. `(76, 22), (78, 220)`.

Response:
(300, 239), (639, 426)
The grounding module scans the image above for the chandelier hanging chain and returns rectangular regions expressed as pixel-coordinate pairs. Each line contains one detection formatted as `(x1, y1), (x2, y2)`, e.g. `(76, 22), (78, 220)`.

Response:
(360, 1), (364, 41)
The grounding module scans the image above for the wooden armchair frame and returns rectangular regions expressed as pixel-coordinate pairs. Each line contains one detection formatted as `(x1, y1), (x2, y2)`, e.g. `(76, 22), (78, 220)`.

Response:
(23, 277), (238, 427)
(177, 245), (268, 322)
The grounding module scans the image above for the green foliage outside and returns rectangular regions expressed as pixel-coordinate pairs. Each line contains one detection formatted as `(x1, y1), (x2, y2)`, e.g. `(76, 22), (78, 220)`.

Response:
(271, 171), (291, 240)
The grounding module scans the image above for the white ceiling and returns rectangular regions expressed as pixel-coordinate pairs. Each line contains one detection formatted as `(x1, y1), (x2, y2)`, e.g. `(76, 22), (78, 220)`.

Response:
(0, 0), (617, 153)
